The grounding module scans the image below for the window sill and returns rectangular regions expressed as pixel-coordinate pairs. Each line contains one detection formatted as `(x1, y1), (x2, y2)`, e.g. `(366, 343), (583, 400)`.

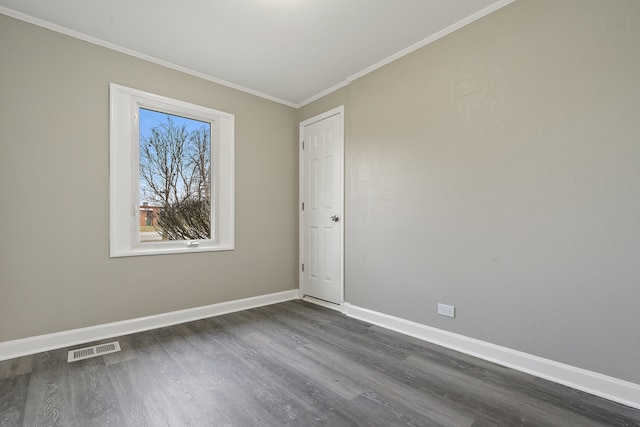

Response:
(110, 242), (235, 258)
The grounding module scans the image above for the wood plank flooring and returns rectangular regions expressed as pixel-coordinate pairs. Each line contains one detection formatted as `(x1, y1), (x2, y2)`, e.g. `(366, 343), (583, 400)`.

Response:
(1, 300), (639, 426)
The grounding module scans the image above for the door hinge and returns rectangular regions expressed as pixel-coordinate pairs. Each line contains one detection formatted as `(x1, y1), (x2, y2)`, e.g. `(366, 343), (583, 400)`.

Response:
(301, 263), (305, 272)
(302, 140), (304, 149)
(302, 202), (304, 211)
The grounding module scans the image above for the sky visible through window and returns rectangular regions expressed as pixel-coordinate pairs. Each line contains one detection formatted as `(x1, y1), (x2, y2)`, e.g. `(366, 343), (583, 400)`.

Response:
(138, 108), (212, 241)
(138, 108), (210, 205)
(139, 109), (207, 141)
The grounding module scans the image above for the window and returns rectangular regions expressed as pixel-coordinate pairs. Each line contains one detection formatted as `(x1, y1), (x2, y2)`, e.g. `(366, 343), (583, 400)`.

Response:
(110, 84), (234, 257)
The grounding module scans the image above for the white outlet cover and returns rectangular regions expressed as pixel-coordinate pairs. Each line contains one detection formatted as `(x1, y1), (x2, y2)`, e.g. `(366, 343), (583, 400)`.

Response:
(438, 303), (455, 318)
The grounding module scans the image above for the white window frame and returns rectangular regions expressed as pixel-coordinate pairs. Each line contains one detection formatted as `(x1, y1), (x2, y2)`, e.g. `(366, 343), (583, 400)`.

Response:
(110, 83), (234, 257)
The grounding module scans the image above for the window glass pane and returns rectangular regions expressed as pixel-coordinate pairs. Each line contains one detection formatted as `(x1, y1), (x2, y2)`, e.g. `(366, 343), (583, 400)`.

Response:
(138, 108), (212, 242)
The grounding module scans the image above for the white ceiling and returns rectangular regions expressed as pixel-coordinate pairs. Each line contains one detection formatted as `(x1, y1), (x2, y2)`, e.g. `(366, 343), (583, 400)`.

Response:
(0, 0), (512, 107)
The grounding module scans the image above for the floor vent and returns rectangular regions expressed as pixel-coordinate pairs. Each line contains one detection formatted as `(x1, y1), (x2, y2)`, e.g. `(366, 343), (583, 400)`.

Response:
(68, 341), (121, 362)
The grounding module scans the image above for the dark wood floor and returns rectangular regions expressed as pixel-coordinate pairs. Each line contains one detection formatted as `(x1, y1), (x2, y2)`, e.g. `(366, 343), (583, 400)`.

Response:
(1, 300), (639, 426)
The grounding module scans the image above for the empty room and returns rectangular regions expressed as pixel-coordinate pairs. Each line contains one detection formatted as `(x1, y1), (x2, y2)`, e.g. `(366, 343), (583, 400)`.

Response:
(1, 0), (639, 425)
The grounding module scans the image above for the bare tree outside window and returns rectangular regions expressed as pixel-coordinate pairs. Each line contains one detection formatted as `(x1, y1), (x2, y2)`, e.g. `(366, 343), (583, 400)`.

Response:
(139, 109), (212, 241)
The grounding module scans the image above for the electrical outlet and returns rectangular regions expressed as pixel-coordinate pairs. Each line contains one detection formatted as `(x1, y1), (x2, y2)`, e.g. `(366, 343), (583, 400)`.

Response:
(437, 303), (455, 318)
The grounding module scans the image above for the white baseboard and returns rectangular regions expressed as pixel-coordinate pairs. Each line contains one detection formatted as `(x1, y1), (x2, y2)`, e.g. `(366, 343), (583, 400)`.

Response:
(343, 303), (640, 411)
(0, 289), (299, 361)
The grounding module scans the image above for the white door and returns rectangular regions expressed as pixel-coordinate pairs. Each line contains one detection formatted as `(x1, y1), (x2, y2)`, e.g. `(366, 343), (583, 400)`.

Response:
(300, 107), (344, 306)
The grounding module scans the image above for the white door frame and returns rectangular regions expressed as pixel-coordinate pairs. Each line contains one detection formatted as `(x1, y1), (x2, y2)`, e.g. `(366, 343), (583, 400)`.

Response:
(299, 106), (345, 310)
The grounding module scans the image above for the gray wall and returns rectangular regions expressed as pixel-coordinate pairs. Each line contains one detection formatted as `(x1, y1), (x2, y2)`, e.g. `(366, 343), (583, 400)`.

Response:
(0, 14), (298, 342)
(301, 0), (640, 384)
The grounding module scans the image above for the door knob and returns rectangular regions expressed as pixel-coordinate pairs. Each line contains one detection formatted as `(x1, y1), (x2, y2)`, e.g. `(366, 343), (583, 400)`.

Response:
(331, 215), (339, 222)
